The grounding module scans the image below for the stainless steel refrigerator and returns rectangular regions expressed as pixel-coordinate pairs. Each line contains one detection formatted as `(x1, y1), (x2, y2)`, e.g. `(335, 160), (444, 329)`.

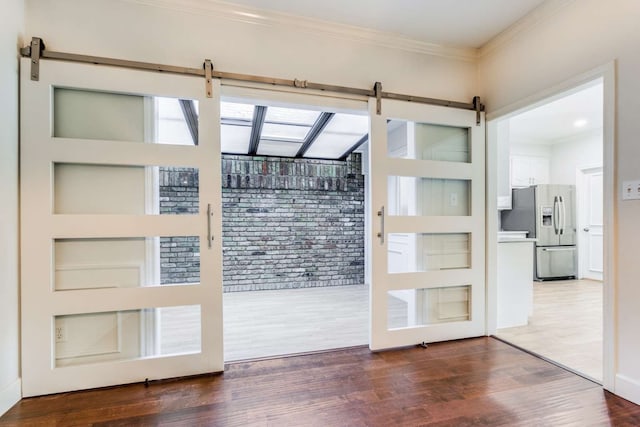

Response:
(501, 184), (577, 280)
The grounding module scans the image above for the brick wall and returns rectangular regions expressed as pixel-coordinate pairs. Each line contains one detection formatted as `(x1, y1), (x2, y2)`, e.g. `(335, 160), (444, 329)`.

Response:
(159, 154), (365, 292)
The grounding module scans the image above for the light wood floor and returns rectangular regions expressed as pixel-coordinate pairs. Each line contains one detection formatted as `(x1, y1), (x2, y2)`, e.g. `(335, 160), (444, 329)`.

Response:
(159, 285), (370, 361)
(4, 338), (639, 426)
(495, 279), (603, 382)
(223, 285), (369, 360)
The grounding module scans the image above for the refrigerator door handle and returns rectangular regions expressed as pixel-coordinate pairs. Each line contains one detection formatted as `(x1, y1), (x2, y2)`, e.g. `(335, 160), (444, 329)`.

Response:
(541, 247), (575, 252)
(559, 196), (565, 235)
(553, 196), (559, 235)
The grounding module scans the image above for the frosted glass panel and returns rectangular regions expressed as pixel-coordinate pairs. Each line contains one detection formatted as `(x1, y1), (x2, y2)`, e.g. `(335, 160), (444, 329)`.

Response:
(54, 163), (199, 215)
(387, 233), (470, 274)
(387, 176), (470, 216)
(53, 88), (198, 146)
(387, 286), (471, 329)
(54, 88), (144, 142)
(54, 305), (201, 367)
(54, 237), (200, 290)
(387, 120), (469, 162)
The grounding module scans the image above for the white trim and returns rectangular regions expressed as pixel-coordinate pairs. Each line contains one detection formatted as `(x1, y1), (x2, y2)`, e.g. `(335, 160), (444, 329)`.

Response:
(0, 378), (21, 417)
(615, 375), (640, 405)
(479, 0), (577, 58)
(486, 61), (616, 390)
(122, 0), (477, 61)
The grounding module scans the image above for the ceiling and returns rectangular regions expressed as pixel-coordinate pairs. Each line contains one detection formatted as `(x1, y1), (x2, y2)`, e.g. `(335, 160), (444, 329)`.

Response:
(508, 82), (603, 145)
(217, 0), (546, 48)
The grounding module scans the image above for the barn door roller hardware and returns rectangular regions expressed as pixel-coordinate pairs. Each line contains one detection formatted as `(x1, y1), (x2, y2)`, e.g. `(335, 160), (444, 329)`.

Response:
(23, 37), (44, 81)
(19, 37), (484, 120)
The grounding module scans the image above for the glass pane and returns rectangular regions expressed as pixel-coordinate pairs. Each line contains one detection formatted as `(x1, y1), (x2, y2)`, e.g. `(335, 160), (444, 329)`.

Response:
(54, 163), (199, 215)
(261, 123), (311, 141)
(264, 106), (320, 125)
(54, 305), (201, 367)
(387, 285), (471, 329)
(221, 124), (251, 154)
(304, 113), (368, 159)
(387, 233), (470, 273)
(257, 140), (303, 157)
(54, 237), (200, 290)
(156, 98), (197, 146)
(387, 120), (469, 162)
(53, 88), (198, 146)
(387, 176), (470, 216)
(221, 101), (254, 121)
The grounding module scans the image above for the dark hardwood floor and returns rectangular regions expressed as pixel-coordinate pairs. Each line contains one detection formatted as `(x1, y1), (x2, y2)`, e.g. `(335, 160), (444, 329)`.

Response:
(2, 337), (639, 426)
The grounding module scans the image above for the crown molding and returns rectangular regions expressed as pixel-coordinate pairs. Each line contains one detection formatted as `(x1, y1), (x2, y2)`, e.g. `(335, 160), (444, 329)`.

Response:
(121, 0), (478, 61)
(479, 0), (577, 58)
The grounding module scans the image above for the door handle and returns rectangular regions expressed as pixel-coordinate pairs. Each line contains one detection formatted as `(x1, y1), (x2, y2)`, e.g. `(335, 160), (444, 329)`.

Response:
(541, 247), (575, 252)
(553, 197), (559, 235)
(207, 203), (214, 249)
(377, 206), (385, 244)
(583, 227), (590, 232)
(559, 196), (565, 235)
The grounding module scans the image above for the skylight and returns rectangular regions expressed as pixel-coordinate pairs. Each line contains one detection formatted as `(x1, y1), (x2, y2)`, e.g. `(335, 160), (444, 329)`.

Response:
(163, 100), (369, 160)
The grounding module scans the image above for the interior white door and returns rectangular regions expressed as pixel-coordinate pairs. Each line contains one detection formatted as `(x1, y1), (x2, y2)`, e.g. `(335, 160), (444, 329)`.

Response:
(580, 168), (604, 281)
(369, 99), (485, 350)
(20, 59), (223, 396)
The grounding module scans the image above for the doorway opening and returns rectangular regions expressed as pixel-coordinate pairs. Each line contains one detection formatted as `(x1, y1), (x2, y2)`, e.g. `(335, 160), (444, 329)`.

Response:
(492, 79), (604, 382)
(217, 94), (370, 361)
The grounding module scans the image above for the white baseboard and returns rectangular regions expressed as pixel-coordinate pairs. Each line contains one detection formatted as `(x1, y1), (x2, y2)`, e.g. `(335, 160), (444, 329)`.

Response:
(0, 378), (21, 417)
(615, 374), (640, 405)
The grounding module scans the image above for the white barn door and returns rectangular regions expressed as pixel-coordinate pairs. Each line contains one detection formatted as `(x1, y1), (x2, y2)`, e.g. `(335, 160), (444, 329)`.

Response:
(20, 59), (223, 396)
(369, 98), (485, 350)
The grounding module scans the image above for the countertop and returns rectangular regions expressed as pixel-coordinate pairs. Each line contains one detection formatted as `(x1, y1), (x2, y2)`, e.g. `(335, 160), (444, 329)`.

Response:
(498, 237), (537, 243)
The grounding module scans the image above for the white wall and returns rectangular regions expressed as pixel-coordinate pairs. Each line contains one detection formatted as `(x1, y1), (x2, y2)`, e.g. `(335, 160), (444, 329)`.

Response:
(24, 0), (477, 103)
(0, 0), (24, 417)
(509, 143), (550, 159)
(550, 131), (603, 185)
(479, 0), (640, 403)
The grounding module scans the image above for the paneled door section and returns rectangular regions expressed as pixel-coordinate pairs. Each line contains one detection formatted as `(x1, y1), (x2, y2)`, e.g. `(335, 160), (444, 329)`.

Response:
(369, 99), (485, 350)
(20, 59), (223, 396)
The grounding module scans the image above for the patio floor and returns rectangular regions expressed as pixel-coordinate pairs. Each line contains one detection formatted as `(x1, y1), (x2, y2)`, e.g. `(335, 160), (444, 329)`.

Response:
(160, 284), (371, 362)
(223, 284), (369, 361)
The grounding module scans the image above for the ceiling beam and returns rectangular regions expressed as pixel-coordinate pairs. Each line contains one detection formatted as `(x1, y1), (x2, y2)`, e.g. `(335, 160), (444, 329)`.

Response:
(339, 134), (368, 161)
(179, 99), (199, 145)
(295, 112), (335, 158)
(248, 105), (267, 155)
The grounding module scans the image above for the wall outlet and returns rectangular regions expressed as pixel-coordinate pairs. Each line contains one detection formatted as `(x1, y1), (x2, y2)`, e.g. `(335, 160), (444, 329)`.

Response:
(55, 326), (65, 343)
(622, 180), (640, 200)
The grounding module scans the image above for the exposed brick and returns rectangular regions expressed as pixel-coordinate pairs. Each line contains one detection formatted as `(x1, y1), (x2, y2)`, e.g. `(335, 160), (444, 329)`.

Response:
(159, 154), (364, 291)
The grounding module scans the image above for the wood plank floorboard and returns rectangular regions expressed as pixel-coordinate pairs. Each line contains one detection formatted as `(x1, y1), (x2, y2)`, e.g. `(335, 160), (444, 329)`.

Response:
(2, 337), (639, 426)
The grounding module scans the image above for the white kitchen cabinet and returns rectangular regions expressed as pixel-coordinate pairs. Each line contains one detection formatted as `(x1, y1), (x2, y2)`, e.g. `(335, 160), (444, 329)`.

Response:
(497, 238), (535, 328)
(510, 155), (549, 188)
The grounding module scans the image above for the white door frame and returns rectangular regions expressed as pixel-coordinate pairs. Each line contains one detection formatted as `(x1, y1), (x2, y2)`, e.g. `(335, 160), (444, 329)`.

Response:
(486, 62), (616, 391)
